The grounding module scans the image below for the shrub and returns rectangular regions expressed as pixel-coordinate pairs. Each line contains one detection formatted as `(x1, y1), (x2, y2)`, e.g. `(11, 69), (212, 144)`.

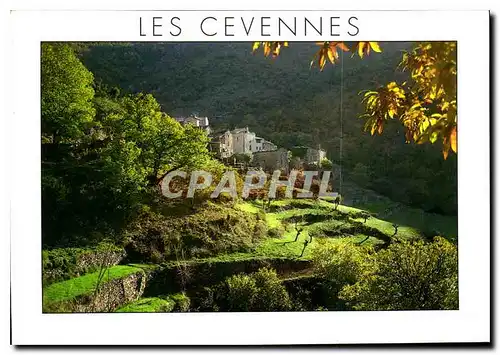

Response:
(339, 237), (458, 310)
(320, 157), (333, 170)
(312, 240), (374, 307)
(124, 203), (267, 262)
(196, 286), (219, 311)
(169, 293), (191, 312)
(225, 268), (292, 311)
(226, 274), (258, 311)
(252, 268), (292, 311)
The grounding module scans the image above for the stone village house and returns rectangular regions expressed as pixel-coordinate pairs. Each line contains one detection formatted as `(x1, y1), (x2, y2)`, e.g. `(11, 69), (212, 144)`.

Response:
(175, 115), (326, 174)
(210, 127), (278, 159)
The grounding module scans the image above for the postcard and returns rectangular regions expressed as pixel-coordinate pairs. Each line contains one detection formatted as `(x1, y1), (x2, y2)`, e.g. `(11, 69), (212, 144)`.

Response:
(7, 5), (491, 346)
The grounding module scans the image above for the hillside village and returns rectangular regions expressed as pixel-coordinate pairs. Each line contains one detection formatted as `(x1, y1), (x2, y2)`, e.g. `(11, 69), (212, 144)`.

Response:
(40, 43), (458, 315)
(174, 114), (329, 174)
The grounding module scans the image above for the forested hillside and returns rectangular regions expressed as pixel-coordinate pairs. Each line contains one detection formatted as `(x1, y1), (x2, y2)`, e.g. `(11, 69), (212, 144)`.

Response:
(80, 42), (457, 215)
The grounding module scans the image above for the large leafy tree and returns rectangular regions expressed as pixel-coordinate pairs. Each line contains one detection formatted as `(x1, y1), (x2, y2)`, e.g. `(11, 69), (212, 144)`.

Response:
(41, 43), (95, 143)
(253, 41), (457, 159)
(41, 44), (218, 246)
(104, 93), (213, 185)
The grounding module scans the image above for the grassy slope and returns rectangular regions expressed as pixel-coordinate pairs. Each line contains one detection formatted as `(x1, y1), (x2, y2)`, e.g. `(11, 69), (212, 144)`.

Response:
(128, 198), (424, 276)
(338, 178), (457, 238)
(355, 200), (457, 239)
(43, 198), (437, 276)
(228, 198), (422, 261)
(43, 265), (143, 304)
(116, 293), (190, 313)
(43, 198), (450, 312)
(141, 197), (424, 265)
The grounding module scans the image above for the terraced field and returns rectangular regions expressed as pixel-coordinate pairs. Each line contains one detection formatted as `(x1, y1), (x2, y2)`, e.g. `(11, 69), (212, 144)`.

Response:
(42, 197), (445, 313)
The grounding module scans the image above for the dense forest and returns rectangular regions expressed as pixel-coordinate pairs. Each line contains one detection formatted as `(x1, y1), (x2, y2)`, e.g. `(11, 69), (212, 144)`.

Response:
(80, 42), (457, 215)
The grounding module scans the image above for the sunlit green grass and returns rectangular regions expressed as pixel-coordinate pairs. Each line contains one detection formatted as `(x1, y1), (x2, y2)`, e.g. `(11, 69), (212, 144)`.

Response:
(238, 199), (420, 237)
(234, 199), (392, 260)
(44, 196), (446, 313)
(235, 201), (261, 214)
(355, 200), (457, 238)
(115, 297), (175, 313)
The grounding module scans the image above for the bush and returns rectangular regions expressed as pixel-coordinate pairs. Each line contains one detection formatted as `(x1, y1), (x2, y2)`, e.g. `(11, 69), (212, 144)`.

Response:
(124, 202), (267, 262)
(312, 240), (373, 308)
(226, 274), (258, 311)
(225, 268), (292, 311)
(252, 268), (292, 311)
(320, 157), (333, 170)
(339, 237), (458, 310)
(196, 286), (219, 311)
(169, 293), (191, 312)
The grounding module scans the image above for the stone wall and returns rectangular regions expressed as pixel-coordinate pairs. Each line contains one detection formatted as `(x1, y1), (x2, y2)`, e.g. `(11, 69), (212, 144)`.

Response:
(77, 249), (126, 270)
(43, 248), (126, 286)
(46, 270), (147, 313)
(252, 148), (289, 174)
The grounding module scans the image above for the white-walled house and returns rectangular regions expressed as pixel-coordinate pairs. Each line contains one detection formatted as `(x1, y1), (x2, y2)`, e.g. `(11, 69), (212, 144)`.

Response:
(231, 127), (256, 154)
(250, 136), (263, 152)
(209, 126), (279, 159)
(229, 128), (278, 154)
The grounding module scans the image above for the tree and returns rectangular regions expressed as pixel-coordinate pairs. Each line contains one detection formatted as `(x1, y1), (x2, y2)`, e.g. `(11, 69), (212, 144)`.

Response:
(339, 237), (458, 310)
(113, 93), (213, 185)
(41, 44), (221, 246)
(253, 41), (457, 159)
(312, 239), (373, 309)
(351, 162), (371, 186)
(361, 43), (457, 159)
